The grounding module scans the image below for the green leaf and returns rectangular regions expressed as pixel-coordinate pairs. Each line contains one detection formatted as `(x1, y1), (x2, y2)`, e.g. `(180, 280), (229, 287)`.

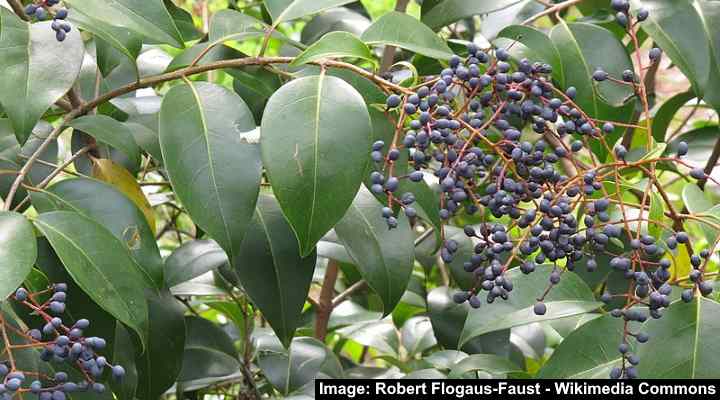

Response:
(64, 0), (184, 48)
(683, 183), (713, 214)
(651, 91), (696, 142)
(336, 319), (399, 357)
(159, 81), (262, 269)
(179, 316), (240, 382)
(459, 265), (602, 347)
(0, 9), (84, 144)
(426, 287), (510, 355)
(668, 126), (719, 171)
(68, 12), (142, 77)
(291, 31), (374, 67)
(448, 354), (524, 378)
(301, 7), (370, 45)
(551, 22), (634, 108)
(111, 323), (139, 400)
(495, 25), (565, 88)
(264, 0), (357, 24)
(538, 315), (627, 378)
(648, 191), (664, 239)
(231, 66), (282, 125)
(632, 0), (719, 108)
(361, 12), (454, 60)
(33, 211), (151, 347)
(69, 115), (142, 170)
(208, 9), (300, 49)
(421, 0), (525, 30)
(335, 187), (415, 314)
(0, 212), (36, 300)
(164, 240), (228, 287)
(222, 194), (316, 348)
(164, 0), (201, 42)
(638, 298), (720, 378)
(549, 21), (635, 158)
(166, 43), (243, 72)
(261, 73), (371, 256)
(32, 178), (163, 288)
(401, 316), (437, 357)
(257, 336), (343, 395)
(134, 291), (185, 398)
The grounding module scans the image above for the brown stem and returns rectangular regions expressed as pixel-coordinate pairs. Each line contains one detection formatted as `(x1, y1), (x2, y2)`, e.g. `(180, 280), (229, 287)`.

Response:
(332, 280), (367, 307)
(699, 137), (720, 189)
(314, 260), (339, 341)
(3, 56), (411, 209)
(522, 0), (584, 25)
(7, 0), (30, 21)
(379, 0), (411, 73)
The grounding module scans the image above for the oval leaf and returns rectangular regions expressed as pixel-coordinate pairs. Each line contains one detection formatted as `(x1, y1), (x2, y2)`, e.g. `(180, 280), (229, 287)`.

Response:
(0, 8), (83, 143)
(638, 298), (720, 378)
(0, 212), (36, 300)
(179, 316), (239, 382)
(223, 194), (316, 348)
(335, 187), (415, 314)
(538, 315), (627, 378)
(361, 12), (454, 60)
(33, 211), (151, 347)
(264, 0), (357, 24)
(159, 81), (262, 267)
(291, 31), (374, 67)
(459, 265), (601, 346)
(164, 240), (228, 287)
(421, 0), (524, 30)
(261, 73), (371, 256)
(31, 177), (163, 287)
(64, 0), (184, 48)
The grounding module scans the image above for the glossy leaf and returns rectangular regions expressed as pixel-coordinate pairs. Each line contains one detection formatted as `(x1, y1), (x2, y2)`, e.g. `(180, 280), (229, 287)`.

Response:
(64, 0), (184, 48)
(32, 178), (162, 287)
(33, 211), (151, 347)
(0, 212), (36, 300)
(159, 81), (261, 268)
(361, 12), (454, 60)
(179, 316), (239, 382)
(638, 298), (720, 378)
(301, 7), (370, 45)
(421, 0), (524, 30)
(459, 265), (601, 346)
(69, 115), (141, 169)
(264, 0), (357, 24)
(132, 291), (185, 398)
(0, 8), (83, 143)
(648, 192), (664, 239)
(337, 319), (399, 357)
(495, 25), (565, 87)
(257, 336), (343, 395)
(291, 32), (374, 67)
(68, 12), (142, 77)
(261, 73), (371, 256)
(231, 65), (282, 125)
(111, 324), (139, 400)
(401, 316), (437, 357)
(222, 194), (316, 347)
(335, 187), (415, 314)
(651, 91), (696, 142)
(208, 9), (299, 49)
(632, 0), (720, 109)
(538, 315), (627, 378)
(164, 240), (228, 287)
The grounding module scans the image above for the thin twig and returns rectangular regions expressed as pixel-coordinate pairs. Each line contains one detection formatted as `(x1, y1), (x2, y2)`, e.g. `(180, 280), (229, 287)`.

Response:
(522, 0), (584, 25)
(315, 260), (339, 342)
(332, 280), (367, 307)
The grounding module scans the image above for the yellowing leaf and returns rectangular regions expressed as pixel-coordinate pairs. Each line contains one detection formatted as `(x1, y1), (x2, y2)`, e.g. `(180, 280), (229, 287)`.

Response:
(92, 158), (156, 234)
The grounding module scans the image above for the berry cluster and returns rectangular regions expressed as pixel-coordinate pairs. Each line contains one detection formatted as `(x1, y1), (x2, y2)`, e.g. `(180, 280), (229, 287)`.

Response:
(24, 0), (71, 42)
(0, 284), (124, 399)
(371, 0), (718, 380)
